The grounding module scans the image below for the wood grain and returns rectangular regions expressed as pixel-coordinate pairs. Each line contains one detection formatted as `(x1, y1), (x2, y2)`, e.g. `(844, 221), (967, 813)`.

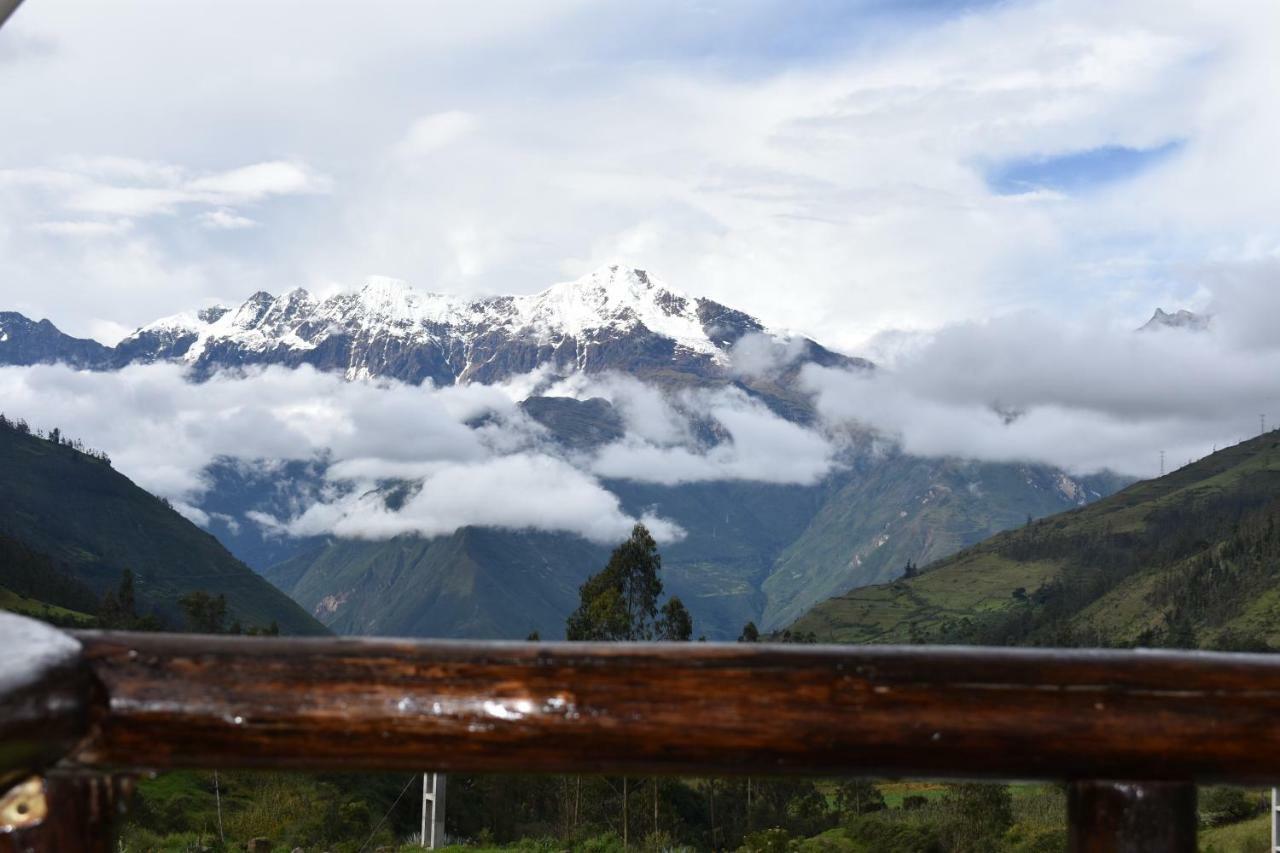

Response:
(68, 631), (1280, 782)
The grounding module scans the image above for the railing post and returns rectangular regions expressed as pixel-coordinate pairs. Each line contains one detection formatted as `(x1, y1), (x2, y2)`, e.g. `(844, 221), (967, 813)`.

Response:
(1068, 781), (1196, 853)
(0, 772), (133, 853)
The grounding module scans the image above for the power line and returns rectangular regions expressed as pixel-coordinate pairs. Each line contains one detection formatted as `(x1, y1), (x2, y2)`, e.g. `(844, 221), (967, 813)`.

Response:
(358, 768), (417, 850)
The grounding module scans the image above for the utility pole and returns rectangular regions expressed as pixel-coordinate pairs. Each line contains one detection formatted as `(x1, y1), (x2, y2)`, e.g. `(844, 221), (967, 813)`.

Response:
(1159, 450), (1165, 477)
(1269, 788), (1280, 845)
(1272, 787), (1279, 852)
(420, 773), (446, 849)
(1263, 414), (1268, 436)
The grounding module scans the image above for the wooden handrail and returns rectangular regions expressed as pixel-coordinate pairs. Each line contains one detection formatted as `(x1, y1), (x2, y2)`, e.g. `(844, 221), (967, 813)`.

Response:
(0, 615), (89, 791)
(59, 628), (1280, 783)
(2, 611), (1271, 851)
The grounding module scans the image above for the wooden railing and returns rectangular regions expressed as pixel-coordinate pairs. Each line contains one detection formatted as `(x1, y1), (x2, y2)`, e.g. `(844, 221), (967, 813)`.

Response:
(4, 611), (1280, 851)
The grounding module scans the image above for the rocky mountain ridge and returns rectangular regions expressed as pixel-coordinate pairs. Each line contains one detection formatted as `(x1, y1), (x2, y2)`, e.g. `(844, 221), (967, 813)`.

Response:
(1, 265), (865, 390)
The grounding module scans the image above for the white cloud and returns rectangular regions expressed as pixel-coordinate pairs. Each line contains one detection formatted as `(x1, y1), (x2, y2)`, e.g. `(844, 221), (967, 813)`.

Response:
(396, 111), (477, 159)
(802, 274), (1280, 477)
(591, 390), (836, 486)
(200, 209), (258, 230)
(729, 332), (808, 379)
(281, 454), (683, 544)
(31, 218), (133, 237)
(0, 363), (686, 544)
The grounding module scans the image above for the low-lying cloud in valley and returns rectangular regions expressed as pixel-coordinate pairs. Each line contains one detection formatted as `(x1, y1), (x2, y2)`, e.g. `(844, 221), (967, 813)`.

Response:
(0, 362), (836, 545)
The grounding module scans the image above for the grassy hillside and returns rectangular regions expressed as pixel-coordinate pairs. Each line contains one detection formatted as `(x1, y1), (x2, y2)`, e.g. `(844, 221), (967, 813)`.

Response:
(0, 422), (326, 635)
(793, 432), (1280, 649)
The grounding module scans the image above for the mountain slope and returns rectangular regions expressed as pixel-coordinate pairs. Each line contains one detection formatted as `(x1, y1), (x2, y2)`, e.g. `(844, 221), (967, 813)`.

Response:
(266, 454), (1120, 640)
(0, 311), (113, 367)
(0, 422), (326, 635)
(264, 528), (607, 639)
(792, 431), (1280, 648)
(759, 454), (1125, 630)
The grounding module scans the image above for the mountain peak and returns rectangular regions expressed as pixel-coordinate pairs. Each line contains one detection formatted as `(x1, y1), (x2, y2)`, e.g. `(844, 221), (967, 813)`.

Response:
(1138, 307), (1210, 332)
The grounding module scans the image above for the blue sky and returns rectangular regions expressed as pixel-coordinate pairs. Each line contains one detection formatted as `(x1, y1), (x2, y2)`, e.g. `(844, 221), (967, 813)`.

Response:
(986, 142), (1184, 196)
(0, 0), (1276, 350)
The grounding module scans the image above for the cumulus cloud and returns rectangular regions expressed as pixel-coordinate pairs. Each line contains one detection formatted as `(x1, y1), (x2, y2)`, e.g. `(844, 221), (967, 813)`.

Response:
(277, 454), (683, 544)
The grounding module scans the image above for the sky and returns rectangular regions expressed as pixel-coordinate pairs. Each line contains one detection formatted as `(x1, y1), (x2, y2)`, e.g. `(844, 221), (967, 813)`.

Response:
(2, 0), (1280, 542)
(1, 0), (1277, 350)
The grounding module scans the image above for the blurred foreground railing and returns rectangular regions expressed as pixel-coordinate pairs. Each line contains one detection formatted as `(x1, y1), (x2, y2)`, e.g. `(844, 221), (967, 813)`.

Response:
(5, 612), (1280, 850)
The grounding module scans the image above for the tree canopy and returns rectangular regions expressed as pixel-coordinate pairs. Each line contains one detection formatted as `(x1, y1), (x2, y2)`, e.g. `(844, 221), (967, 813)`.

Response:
(566, 523), (692, 642)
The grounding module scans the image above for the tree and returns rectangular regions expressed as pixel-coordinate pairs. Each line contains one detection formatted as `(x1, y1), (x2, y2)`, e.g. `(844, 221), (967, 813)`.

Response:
(564, 524), (692, 847)
(738, 621), (760, 643)
(117, 568), (137, 617)
(657, 597), (692, 641)
(566, 523), (674, 642)
(835, 779), (885, 816)
(941, 783), (1014, 852)
(179, 591), (228, 634)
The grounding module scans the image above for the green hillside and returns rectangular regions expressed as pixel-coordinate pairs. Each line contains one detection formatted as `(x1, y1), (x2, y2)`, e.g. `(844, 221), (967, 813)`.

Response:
(760, 454), (1128, 630)
(0, 422), (326, 635)
(793, 431), (1280, 649)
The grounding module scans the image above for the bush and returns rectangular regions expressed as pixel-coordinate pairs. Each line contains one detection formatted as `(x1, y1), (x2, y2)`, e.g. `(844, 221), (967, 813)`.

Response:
(739, 827), (796, 852)
(578, 832), (626, 853)
(843, 816), (943, 853)
(1200, 787), (1263, 827)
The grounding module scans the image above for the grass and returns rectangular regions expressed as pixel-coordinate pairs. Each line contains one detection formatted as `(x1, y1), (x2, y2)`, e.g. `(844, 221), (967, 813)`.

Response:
(1200, 813), (1270, 852)
(0, 585), (93, 624)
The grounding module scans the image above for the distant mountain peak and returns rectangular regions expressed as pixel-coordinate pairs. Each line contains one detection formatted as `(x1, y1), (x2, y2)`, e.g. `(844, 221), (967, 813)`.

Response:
(1139, 307), (1210, 332)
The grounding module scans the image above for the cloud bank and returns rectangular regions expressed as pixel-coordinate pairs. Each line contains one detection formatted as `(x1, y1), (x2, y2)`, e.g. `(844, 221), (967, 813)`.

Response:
(804, 268), (1280, 477)
(0, 362), (837, 545)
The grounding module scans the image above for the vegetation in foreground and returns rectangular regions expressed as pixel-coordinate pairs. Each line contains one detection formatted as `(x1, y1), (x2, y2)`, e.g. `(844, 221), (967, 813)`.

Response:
(115, 776), (1270, 852)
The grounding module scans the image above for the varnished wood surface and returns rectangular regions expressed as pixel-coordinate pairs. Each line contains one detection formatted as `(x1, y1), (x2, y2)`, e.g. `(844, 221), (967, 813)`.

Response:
(0, 614), (90, 791)
(0, 773), (132, 853)
(65, 631), (1280, 782)
(1067, 782), (1197, 853)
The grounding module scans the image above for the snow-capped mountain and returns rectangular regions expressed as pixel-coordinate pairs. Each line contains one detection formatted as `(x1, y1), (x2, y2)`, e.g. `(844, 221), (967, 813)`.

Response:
(1138, 307), (1211, 333)
(2, 266), (864, 391)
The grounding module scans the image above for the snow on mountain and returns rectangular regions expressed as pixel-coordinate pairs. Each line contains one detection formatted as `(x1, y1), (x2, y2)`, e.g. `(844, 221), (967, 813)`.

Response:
(100, 264), (847, 386)
(1, 264), (865, 402)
